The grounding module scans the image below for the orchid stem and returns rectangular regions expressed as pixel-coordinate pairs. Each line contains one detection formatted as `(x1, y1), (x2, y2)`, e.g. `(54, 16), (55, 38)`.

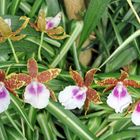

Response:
(7, 38), (19, 64)
(38, 32), (44, 61)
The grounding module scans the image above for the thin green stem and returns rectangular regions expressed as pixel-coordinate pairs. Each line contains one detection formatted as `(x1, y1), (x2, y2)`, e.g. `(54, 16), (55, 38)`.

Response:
(38, 32), (45, 61)
(7, 38), (19, 64)
(72, 42), (82, 76)
(0, 0), (6, 15)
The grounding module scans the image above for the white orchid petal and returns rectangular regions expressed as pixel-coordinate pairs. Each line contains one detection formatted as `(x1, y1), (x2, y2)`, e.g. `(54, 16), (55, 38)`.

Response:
(0, 83), (10, 113)
(131, 102), (140, 125)
(58, 85), (87, 110)
(46, 12), (61, 30)
(24, 81), (50, 109)
(107, 82), (132, 113)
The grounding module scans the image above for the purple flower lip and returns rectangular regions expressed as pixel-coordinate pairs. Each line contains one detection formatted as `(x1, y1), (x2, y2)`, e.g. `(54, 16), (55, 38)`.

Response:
(0, 82), (7, 99)
(113, 82), (127, 98)
(28, 82), (43, 95)
(136, 102), (140, 112)
(72, 87), (87, 100)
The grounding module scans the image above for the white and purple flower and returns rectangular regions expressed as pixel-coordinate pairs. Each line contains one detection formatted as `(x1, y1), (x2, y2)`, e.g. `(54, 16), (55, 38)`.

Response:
(131, 102), (140, 125)
(58, 86), (87, 109)
(107, 82), (132, 113)
(46, 12), (61, 30)
(24, 81), (50, 109)
(0, 82), (10, 113)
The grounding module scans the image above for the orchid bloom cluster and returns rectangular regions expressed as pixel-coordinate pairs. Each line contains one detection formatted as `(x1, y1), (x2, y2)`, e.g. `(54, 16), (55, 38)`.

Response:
(0, 59), (140, 126)
(99, 70), (140, 125)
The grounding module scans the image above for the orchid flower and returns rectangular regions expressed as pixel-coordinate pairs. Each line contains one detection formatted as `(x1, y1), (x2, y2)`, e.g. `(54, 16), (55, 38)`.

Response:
(17, 58), (61, 109)
(131, 101), (140, 126)
(58, 68), (100, 113)
(30, 10), (68, 61)
(99, 70), (140, 113)
(0, 16), (29, 63)
(0, 70), (24, 113)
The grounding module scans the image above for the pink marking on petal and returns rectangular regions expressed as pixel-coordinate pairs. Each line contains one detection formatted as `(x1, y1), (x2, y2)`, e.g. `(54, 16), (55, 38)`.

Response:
(120, 87), (127, 97)
(76, 94), (84, 100)
(37, 84), (43, 93)
(113, 87), (119, 97)
(0, 88), (7, 98)
(136, 102), (140, 112)
(46, 21), (54, 29)
(28, 84), (36, 94)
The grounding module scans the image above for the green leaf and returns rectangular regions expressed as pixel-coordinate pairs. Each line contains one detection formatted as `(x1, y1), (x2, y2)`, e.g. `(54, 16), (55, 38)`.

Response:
(50, 21), (83, 67)
(0, 122), (8, 140)
(37, 112), (54, 140)
(6, 127), (26, 140)
(99, 29), (140, 69)
(10, 94), (34, 131)
(79, 0), (111, 47)
(47, 101), (96, 140)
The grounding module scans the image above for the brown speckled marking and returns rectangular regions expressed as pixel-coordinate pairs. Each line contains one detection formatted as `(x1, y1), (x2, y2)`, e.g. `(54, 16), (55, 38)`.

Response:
(123, 80), (140, 88)
(27, 58), (38, 78)
(0, 70), (5, 81)
(99, 78), (118, 86)
(37, 69), (61, 83)
(17, 73), (32, 85)
(69, 68), (84, 87)
(118, 70), (128, 81)
(84, 69), (97, 87)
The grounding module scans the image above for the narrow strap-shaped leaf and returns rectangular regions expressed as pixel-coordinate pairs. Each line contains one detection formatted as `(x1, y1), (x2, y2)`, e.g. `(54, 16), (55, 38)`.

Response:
(37, 113), (54, 140)
(4, 111), (26, 139)
(47, 101), (96, 140)
(79, 0), (111, 47)
(27, 58), (38, 78)
(10, 94), (34, 131)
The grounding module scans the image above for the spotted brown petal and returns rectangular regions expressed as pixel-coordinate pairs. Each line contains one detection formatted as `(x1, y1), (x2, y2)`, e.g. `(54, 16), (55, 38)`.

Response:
(0, 69), (5, 81)
(10, 34), (26, 41)
(29, 22), (39, 31)
(46, 26), (68, 40)
(118, 70), (128, 81)
(84, 69), (97, 87)
(17, 73), (32, 85)
(86, 88), (100, 104)
(27, 58), (38, 78)
(98, 78), (118, 86)
(0, 36), (6, 43)
(12, 16), (30, 36)
(5, 74), (25, 90)
(37, 69), (61, 83)
(69, 68), (84, 87)
(84, 99), (90, 115)
(37, 10), (46, 32)
(123, 79), (140, 88)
